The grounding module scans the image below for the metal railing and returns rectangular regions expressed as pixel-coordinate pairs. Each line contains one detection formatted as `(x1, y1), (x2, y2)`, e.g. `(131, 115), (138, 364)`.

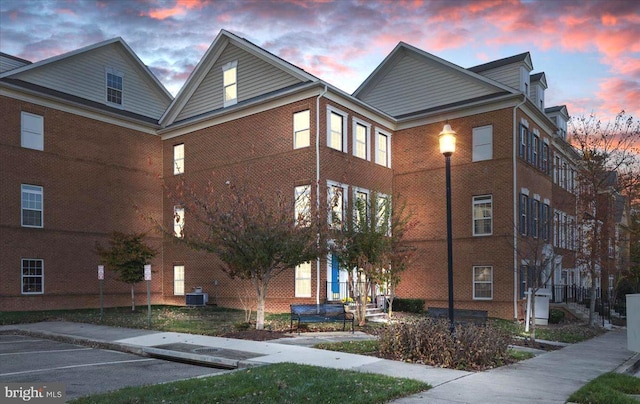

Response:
(552, 285), (615, 326)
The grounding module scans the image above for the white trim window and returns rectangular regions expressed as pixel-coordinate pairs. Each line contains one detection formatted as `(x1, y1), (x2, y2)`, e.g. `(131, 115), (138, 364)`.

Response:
(294, 185), (311, 226)
(21, 112), (43, 151)
(375, 130), (391, 167)
(295, 262), (312, 297)
(327, 106), (347, 152)
(21, 184), (43, 228)
(353, 119), (370, 160)
(173, 206), (185, 238)
(173, 265), (185, 295)
(354, 188), (369, 228)
(222, 60), (238, 107)
(472, 195), (492, 236)
(328, 181), (347, 229)
(473, 266), (493, 300)
(472, 125), (492, 162)
(22, 259), (44, 295)
(173, 143), (184, 175)
(106, 68), (123, 106)
(376, 193), (391, 234)
(293, 110), (310, 149)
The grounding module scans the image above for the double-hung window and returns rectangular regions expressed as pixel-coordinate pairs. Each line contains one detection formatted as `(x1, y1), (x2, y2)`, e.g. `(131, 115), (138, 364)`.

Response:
(21, 112), (44, 150)
(473, 266), (493, 300)
(375, 130), (391, 167)
(327, 107), (347, 152)
(531, 199), (540, 238)
(472, 125), (492, 162)
(173, 265), (185, 295)
(354, 188), (369, 228)
(519, 194), (529, 236)
(294, 185), (311, 226)
(542, 143), (549, 174)
(222, 61), (237, 107)
(21, 184), (43, 228)
(376, 193), (391, 234)
(173, 206), (185, 238)
(106, 68), (123, 106)
(472, 195), (492, 236)
(353, 120), (370, 160)
(519, 125), (527, 158)
(295, 262), (312, 297)
(532, 135), (539, 167)
(22, 259), (44, 294)
(173, 144), (184, 175)
(293, 110), (310, 149)
(328, 182), (346, 229)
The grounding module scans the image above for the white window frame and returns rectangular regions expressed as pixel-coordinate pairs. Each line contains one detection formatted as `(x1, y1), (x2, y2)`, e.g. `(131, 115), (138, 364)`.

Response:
(173, 206), (185, 238)
(173, 143), (184, 175)
(353, 187), (370, 228)
(222, 60), (238, 107)
(352, 119), (370, 160)
(21, 112), (44, 151)
(22, 258), (44, 295)
(376, 192), (391, 235)
(294, 185), (311, 226)
(105, 67), (124, 107)
(473, 265), (493, 300)
(173, 265), (185, 296)
(375, 129), (391, 167)
(293, 110), (310, 149)
(327, 181), (347, 229)
(295, 262), (312, 297)
(472, 195), (492, 236)
(472, 125), (493, 162)
(21, 184), (43, 228)
(327, 106), (347, 152)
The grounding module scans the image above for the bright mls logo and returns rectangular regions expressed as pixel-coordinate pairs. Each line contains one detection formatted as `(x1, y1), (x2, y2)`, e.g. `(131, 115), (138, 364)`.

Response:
(2, 383), (65, 403)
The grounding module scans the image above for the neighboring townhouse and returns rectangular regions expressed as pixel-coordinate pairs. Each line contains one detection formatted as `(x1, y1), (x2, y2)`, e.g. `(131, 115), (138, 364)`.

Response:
(0, 39), (171, 311)
(3, 29), (610, 320)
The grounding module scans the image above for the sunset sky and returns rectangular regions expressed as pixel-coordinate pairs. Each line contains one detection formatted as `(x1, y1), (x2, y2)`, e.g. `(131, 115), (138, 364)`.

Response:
(1, 0), (639, 121)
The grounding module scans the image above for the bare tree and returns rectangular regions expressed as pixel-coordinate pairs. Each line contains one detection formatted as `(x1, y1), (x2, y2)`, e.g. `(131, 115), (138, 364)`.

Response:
(570, 111), (640, 326)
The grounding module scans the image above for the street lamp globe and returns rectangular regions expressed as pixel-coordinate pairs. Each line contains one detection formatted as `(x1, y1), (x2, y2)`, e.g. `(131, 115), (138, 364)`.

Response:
(439, 124), (457, 156)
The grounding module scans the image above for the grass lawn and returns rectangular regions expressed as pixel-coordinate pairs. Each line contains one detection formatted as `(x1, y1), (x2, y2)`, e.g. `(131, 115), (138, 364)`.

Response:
(69, 362), (430, 404)
(568, 372), (640, 404)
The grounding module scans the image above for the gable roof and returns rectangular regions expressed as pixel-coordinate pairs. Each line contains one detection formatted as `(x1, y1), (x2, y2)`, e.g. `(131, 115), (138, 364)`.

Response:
(352, 42), (517, 118)
(468, 52), (533, 73)
(531, 72), (548, 89)
(160, 30), (320, 127)
(0, 37), (172, 121)
(0, 52), (31, 73)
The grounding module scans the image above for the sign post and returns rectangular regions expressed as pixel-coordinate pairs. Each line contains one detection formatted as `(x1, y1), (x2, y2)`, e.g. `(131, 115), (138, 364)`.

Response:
(144, 264), (152, 328)
(98, 265), (104, 322)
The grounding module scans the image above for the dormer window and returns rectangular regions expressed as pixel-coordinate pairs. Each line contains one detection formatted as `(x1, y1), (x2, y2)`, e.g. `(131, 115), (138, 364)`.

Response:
(223, 61), (237, 107)
(106, 68), (123, 106)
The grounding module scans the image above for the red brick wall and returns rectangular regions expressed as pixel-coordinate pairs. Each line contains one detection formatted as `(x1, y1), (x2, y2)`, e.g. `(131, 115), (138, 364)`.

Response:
(0, 96), (164, 311)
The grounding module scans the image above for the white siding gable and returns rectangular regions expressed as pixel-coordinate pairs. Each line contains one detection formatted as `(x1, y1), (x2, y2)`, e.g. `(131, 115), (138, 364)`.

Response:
(6, 43), (170, 119)
(175, 43), (305, 122)
(1, 54), (30, 73)
(357, 52), (501, 117)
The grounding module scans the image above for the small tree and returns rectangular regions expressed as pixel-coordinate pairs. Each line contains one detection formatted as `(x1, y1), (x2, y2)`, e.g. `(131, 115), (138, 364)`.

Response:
(570, 111), (640, 326)
(164, 178), (320, 330)
(96, 232), (157, 311)
(330, 194), (415, 325)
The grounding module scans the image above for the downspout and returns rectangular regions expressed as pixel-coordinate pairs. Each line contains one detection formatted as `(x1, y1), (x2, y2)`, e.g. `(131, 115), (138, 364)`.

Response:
(513, 94), (526, 320)
(316, 85), (328, 305)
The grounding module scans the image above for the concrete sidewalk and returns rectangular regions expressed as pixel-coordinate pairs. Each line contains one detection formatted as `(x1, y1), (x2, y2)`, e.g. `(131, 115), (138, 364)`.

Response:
(1, 321), (636, 403)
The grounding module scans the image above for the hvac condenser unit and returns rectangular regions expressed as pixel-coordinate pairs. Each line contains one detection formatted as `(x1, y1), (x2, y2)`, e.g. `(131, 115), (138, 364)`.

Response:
(186, 292), (208, 306)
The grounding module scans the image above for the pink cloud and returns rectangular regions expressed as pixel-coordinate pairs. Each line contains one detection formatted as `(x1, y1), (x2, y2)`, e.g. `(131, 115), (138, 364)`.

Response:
(145, 0), (209, 21)
(596, 77), (640, 117)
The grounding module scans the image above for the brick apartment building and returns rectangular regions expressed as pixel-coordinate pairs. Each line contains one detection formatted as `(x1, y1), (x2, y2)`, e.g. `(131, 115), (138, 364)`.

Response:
(2, 29), (602, 319)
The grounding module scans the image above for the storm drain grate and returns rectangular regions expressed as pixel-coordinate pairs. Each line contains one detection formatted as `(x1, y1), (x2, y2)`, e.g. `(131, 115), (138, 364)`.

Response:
(193, 347), (221, 354)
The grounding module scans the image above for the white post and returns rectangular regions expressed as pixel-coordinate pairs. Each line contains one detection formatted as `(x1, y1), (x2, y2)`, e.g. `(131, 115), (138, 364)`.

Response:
(525, 288), (532, 333)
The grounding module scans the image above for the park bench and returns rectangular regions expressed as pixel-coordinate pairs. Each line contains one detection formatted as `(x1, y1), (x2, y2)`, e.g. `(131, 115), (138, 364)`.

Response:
(427, 307), (488, 325)
(290, 304), (355, 334)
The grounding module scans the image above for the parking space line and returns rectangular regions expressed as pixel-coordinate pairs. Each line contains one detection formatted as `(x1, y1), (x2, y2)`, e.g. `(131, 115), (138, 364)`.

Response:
(0, 348), (93, 356)
(0, 358), (158, 377)
(0, 339), (45, 344)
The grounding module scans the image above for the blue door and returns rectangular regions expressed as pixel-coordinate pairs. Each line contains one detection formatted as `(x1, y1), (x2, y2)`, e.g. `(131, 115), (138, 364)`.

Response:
(331, 254), (340, 295)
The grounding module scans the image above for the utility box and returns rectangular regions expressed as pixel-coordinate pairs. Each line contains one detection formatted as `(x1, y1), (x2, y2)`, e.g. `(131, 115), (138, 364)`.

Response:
(186, 287), (208, 307)
(534, 289), (552, 325)
(627, 294), (640, 353)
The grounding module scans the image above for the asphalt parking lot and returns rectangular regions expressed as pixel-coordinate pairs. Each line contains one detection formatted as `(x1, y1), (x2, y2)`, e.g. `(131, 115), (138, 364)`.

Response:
(0, 334), (229, 400)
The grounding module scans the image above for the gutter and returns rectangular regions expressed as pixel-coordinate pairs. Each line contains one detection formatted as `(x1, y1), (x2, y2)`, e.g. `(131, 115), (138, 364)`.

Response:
(513, 94), (527, 320)
(316, 85), (328, 305)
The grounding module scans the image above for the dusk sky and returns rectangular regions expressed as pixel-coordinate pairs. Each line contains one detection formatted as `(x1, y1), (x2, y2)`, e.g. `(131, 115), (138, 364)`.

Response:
(1, 0), (639, 122)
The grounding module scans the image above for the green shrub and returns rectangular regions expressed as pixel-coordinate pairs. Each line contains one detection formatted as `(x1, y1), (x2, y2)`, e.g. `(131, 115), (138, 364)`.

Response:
(549, 308), (565, 324)
(377, 317), (511, 370)
(391, 298), (425, 313)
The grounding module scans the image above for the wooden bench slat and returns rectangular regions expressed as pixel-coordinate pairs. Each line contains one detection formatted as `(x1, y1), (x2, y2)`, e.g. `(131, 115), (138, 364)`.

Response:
(290, 304), (354, 334)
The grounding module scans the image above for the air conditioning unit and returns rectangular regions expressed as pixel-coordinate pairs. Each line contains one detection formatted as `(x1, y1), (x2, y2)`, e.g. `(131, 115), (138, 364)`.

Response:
(186, 293), (208, 306)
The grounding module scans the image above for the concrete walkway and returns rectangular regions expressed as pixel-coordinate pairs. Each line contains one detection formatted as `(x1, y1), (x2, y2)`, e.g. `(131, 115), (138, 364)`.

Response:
(1, 321), (637, 403)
